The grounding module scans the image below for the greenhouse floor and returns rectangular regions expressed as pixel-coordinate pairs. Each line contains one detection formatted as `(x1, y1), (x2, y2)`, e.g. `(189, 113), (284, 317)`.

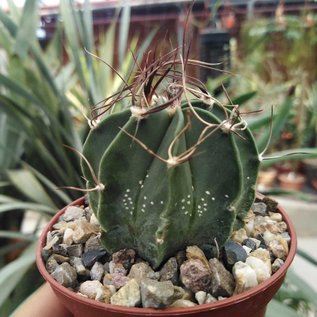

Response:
(275, 196), (317, 292)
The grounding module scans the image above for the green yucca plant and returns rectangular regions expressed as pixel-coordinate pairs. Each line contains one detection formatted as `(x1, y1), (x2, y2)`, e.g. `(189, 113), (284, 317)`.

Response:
(0, 0), (155, 314)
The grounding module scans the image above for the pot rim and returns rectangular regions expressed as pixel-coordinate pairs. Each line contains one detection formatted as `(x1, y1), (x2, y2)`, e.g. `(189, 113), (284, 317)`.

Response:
(36, 194), (297, 315)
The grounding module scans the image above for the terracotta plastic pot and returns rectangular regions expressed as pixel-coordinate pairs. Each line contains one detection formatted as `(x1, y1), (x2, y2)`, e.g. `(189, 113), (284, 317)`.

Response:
(278, 173), (306, 191)
(36, 196), (297, 317)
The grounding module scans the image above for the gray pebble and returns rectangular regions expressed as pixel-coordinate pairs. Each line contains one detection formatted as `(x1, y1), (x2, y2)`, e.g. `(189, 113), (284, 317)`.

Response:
(51, 262), (77, 287)
(140, 278), (175, 308)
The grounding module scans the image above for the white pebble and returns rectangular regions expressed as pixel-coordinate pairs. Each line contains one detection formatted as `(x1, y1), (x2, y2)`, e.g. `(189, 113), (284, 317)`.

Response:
(233, 262), (258, 294)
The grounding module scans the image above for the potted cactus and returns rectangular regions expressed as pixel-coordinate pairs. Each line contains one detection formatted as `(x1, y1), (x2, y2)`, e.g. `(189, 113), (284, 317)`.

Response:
(36, 49), (296, 317)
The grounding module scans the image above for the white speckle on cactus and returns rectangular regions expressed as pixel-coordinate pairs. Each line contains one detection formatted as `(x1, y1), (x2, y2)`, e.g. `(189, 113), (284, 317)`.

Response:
(160, 201), (164, 205)
(126, 189), (130, 192)
(181, 199), (185, 203)
(128, 197), (132, 200)
(129, 211), (133, 215)
(124, 194), (128, 197)
(144, 196), (147, 200)
(150, 201), (154, 205)
(187, 201), (190, 205)
(205, 191), (211, 195)
(156, 238), (164, 244)
(141, 208), (145, 213)
(203, 203), (207, 206)
(139, 180), (143, 185)
(212, 197), (216, 201)
(184, 211), (189, 215)
(225, 194), (229, 198)
(204, 208), (207, 211)
(141, 185), (144, 188)
(201, 198), (205, 201)
(146, 174), (149, 178)
(142, 204), (146, 208)
(187, 195), (191, 198)
(247, 176), (250, 180)
(198, 205), (201, 209)
(181, 206), (185, 210)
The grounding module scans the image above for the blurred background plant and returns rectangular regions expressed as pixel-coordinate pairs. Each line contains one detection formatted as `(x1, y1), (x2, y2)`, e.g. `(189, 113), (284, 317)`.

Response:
(0, 0), (316, 316)
(0, 0), (155, 314)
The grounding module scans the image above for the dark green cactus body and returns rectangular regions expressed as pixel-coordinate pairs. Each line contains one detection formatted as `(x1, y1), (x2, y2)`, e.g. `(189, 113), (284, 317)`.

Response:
(82, 103), (260, 269)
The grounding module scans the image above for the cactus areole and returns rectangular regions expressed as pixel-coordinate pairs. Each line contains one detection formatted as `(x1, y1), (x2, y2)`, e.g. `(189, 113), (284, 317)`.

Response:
(81, 56), (260, 269)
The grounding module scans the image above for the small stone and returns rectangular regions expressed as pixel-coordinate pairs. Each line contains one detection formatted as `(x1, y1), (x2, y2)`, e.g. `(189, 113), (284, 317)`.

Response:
(103, 273), (113, 286)
(51, 262), (77, 288)
(41, 249), (52, 262)
(70, 257), (88, 275)
(128, 262), (155, 284)
(46, 256), (59, 274)
(249, 248), (272, 274)
(268, 237), (289, 260)
(242, 238), (258, 251)
(63, 206), (84, 222)
(109, 262), (127, 275)
(272, 258), (284, 273)
(44, 234), (59, 250)
(223, 240), (247, 270)
(252, 202), (267, 216)
(63, 228), (74, 246)
(242, 246), (252, 254)
(255, 235), (267, 249)
(253, 216), (282, 236)
(263, 230), (277, 245)
(112, 249), (136, 270)
(140, 278), (175, 308)
(82, 247), (107, 268)
(170, 299), (197, 307)
(110, 279), (141, 307)
(52, 243), (68, 256)
(53, 221), (76, 233)
(111, 273), (130, 289)
(186, 245), (210, 270)
(180, 259), (212, 293)
(281, 232), (291, 243)
(195, 291), (207, 305)
(79, 280), (111, 303)
(159, 257), (179, 284)
(66, 244), (83, 257)
(173, 285), (191, 300)
(277, 221), (288, 233)
(269, 212), (283, 222)
(84, 234), (102, 252)
(262, 197), (278, 212)
(72, 219), (99, 244)
(245, 256), (271, 283)
(232, 262), (258, 294)
(231, 228), (248, 244)
(46, 254), (69, 274)
(205, 293), (217, 303)
(209, 258), (235, 297)
(90, 262), (105, 281)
